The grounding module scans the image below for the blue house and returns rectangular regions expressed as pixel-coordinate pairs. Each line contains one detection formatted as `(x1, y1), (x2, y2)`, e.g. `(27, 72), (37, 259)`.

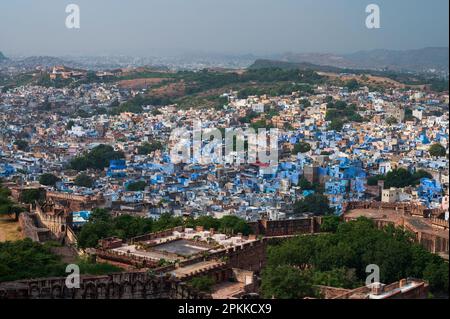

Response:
(107, 160), (127, 178)
(418, 178), (443, 208)
(0, 164), (15, 177)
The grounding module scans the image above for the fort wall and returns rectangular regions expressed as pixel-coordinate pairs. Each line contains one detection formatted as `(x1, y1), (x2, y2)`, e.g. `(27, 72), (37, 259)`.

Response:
(0, 272), (210, 299)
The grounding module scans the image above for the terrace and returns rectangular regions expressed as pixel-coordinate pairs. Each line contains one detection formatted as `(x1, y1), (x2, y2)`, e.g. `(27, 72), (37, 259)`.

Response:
(109, 227), (256, 263)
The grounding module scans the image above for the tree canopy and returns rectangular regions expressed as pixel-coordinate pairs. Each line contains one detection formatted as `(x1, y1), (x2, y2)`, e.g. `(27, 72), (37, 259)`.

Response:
(429, 143), (446, 157)
(74, 173), (94, 188)
(126, 181), (147, 192)
(189, 276), (215, 293)
(261, 218), (448, 298)
(0, 239), (121, 282)
(293, 142), (311, 154)
(137, 141), (163, 155)
(39, 173), (60, 187)
(20, 189), (45, 205)
(70, 144), (125, 171)
(294, 193), (333, 216)
(382, 168), (432, 189)
(0, 182), (23, 220)
(77, 209), (154, 249)
(14, 140), (29, 151)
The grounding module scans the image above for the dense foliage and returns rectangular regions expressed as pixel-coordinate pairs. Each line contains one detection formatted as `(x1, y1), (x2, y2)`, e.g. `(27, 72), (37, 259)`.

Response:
(137, 141), (163, 155)
(237, 83), (314, 99)
(261, 218), (448, 298)
(261, 265), (318, 299)
(70, 144), (125, 171)
(0, 240), (66, 282)
(39, 173), (60, 187)
(429, 143), (446, 157)
(368, 169), (433, 189)
(0, 182), (23, 220)
(189, 276), (215, 293)
(293, 142), (311, 154)
(74, 173), (95, 188)
(386, 116), (398, 125)
(14, 140), (29, 151)
(77, 209), (155, 248)
(181, 68), (323, 95)
(0, 239), (121, 282)
(294, 193), (333, 216)
(126, 181), (147, 192)
(20, 188), (45, 205)
(326, 101), (366, 131)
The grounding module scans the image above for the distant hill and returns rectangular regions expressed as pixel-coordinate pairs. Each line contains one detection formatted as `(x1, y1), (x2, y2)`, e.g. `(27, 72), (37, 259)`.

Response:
(345, 47), (449, 73)
(9, 56), (70, 68)
(279, 47), (449, 73)
(248, 58), (449, 91)
(249, 59), (342, 73)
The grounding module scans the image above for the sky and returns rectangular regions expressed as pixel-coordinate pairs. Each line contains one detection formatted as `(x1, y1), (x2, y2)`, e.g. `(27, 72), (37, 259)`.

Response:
(0, 0), (448, 57)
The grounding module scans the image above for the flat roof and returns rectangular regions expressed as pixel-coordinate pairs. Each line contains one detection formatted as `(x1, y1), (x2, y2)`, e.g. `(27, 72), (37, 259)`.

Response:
(153, 239), (210, 257)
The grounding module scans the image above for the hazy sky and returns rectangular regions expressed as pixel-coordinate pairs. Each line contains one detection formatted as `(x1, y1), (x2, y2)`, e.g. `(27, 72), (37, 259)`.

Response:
(0, 0), (448, 56)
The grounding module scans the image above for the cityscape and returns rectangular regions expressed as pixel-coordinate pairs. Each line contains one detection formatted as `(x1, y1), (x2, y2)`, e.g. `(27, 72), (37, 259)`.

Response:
(0, 0), (448, 306)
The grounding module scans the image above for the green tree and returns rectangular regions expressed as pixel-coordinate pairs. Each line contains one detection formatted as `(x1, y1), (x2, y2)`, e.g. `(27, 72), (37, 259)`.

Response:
(70, 144), (125, 171)
(345, 79), (359, 92)
(74, 173), (94, 188)
(219, 215), (252, 236)
(263, 218), (448, 294)
(429, 143), (446, 157)
(386, 116), (398, 125)
(0, 184), (23, 221)
(383, 168), (430, 189)
(293, 142), (311, 154)
(20, 189), (44, 204)
(312, 268), (359, 289)
(329, 119), (344, 131)
(0, 239), (66, 282)
(0, 239), (121, 281)
(126, 181), (147, 192)
(367, 175), (384, 186)
(423, 260), (449, 293)
(186, 215), (221, 231)
(14, 140), (29, 151)
(189, 276), (215, 293)
(66, 120), (75, 130)
(138, 142), (163, 155)
(112, 214), (153, 239)
(153, 213), (184, 232)
(77, 220), (113, 249)
(298, 177), (313, 191)
(320, 215), (341, 233)
(294, 194), (333, 216)
(261, 265), (317, 299)
(89, 208), (112, 223)
(39, 173), (60, 187)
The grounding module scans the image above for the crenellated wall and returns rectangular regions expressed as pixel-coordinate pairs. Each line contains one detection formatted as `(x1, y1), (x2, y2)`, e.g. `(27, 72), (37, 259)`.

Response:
(18, 212), (52, 242)
(35, 202), (68, 239)
(0, 272), (210, 299)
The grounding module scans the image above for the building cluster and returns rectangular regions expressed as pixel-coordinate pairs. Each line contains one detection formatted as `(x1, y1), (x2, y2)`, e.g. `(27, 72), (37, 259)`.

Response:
(1, 80), (448, 225)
